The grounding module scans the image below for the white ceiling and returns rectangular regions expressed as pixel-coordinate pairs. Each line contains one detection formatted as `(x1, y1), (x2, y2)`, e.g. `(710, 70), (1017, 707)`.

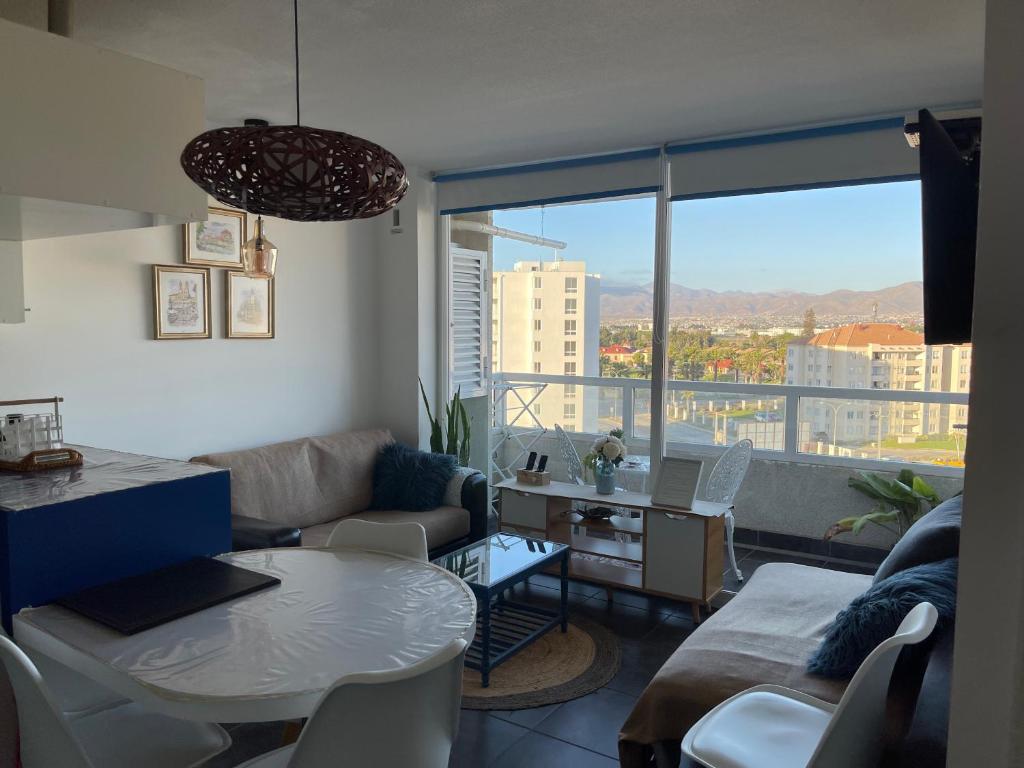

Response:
(75, 0), (985, 172)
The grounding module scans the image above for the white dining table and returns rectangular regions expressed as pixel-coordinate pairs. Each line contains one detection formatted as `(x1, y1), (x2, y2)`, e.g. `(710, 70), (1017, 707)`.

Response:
(13, 547), (477, 723)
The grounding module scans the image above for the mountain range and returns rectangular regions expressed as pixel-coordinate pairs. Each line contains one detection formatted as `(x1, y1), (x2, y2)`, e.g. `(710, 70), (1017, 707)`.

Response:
(599, 281), (924, 320)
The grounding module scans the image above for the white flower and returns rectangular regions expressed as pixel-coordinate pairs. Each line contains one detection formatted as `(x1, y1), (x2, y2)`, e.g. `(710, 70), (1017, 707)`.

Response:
(591, 434), (625, 462)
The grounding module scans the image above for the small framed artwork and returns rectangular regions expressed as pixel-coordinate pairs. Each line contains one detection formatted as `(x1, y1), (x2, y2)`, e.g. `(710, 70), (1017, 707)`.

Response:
(227, 272), (275, 339)
(152, 265), (211, 340)
(183, 207), (247, 269)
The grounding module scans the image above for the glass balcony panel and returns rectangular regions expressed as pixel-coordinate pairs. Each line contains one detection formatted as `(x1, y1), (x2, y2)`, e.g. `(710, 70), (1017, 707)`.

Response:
(797, 396), (967, 467)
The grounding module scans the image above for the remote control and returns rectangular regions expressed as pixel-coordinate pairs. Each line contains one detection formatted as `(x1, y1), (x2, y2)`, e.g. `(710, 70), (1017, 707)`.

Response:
(537, 454), (549, 472)
(525, 451), (538, 471)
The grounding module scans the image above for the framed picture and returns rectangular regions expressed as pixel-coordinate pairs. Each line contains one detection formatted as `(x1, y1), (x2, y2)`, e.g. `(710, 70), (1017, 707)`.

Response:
(183, 207), (247, 268)
(152, 265), (211, 340)
(226, 272), (275, 339)
(651, 457), (704, 511)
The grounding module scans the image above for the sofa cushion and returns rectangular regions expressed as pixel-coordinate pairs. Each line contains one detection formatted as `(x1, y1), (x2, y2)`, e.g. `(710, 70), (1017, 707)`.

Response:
(370, 443), (457, 512)
(874, 495), (962, 583)
(619, 563), (871, 753)
(192, 437), (324, 527)
(192, 429), (393, 528)
(307, 430), (394, 518)
(301, 506), (471, 551)
(809, 558), (958, 678)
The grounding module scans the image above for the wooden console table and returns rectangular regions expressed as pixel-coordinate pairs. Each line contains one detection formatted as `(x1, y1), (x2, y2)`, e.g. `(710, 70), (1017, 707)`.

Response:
(494, 478), (728, 622)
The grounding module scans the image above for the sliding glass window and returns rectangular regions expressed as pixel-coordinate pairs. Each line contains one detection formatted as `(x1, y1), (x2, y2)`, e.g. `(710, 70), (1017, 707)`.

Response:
(667, 181), (970, 467)
(451, 195), (655, 445)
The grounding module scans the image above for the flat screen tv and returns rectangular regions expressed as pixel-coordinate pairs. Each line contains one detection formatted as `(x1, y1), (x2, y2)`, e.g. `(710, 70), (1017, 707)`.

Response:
(917, 109), (981, 345)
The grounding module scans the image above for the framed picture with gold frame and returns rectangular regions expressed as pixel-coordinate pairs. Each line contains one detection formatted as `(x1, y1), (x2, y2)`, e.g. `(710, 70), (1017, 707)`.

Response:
(183, 207), (247, 269)
(226, 272), (275, 339)
(152, 265), (211, 340)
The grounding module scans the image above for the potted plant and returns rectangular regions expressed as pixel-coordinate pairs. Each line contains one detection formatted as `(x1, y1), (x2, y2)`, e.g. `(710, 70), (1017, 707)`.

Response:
(418, 380), (471, 466)
(825, 468), (943, 542)
(583, 432), (626, 495)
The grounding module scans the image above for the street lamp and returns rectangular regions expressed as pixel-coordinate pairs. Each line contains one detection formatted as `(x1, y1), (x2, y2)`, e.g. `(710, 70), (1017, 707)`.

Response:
(817, 400), (841, 451)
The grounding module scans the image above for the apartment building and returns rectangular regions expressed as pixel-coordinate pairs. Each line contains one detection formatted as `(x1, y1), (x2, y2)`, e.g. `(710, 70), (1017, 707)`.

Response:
(786, 323), (971, 445)
(492, 260), (600, 432)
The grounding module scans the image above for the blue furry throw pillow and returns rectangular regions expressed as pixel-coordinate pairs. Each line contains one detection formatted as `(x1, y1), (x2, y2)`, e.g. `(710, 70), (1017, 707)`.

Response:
(370, 443), (457, 512)
(808, 558), (958, 679)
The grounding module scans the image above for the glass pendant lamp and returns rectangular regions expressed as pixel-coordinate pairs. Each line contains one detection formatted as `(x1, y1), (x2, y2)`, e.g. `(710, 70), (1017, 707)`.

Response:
(241, 216), (278, 279)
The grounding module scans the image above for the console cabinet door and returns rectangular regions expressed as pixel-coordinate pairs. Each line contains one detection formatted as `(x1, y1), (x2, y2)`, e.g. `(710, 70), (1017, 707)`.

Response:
(499, 489), (548, 532)
(644, 512), (706, 600)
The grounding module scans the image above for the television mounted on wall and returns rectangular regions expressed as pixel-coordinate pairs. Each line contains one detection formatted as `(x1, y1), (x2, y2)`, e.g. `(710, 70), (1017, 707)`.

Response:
(905, 109), (981, 345)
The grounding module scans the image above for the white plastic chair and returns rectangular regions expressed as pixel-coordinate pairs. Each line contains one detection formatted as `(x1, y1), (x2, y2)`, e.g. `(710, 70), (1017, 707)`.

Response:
(554, 424), (585, 485)
(26, 649), (128, 719)
(237, 637), (469, 768)
(682, 602), (939, 768)
(0, 634), (230, 768)
(325, 518), (429, 561)
(701, 439), (753, 582)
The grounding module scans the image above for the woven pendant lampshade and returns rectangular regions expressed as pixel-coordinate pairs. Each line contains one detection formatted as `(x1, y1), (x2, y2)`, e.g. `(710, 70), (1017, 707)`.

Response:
(179, 0), (408, 224)
(181, 123), (408, 222)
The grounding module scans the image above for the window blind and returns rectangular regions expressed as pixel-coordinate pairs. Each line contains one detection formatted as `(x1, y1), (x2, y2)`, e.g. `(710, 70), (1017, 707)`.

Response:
(668, 118), (918, 201)
(435, 148), (661, 215)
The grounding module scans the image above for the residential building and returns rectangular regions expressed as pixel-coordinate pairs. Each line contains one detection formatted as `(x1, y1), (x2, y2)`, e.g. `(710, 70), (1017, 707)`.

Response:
(599, 343), (636, 364)
(786, 323), (971, 446)
(492, 260), (600, 432)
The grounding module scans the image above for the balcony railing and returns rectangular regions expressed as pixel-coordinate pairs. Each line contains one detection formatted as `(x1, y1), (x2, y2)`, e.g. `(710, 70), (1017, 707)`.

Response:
(492, 372), (969, 477)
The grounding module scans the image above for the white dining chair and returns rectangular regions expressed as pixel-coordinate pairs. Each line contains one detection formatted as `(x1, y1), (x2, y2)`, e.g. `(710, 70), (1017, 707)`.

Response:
(0, 634), (230, 768)
(325, 518), (429, 561)
(682, 602), (939, 768)
(24, 649), (128, 719)
(554, 424), (586, 485)
(237, 637), (469, 768)
(701, 439), (753, 582)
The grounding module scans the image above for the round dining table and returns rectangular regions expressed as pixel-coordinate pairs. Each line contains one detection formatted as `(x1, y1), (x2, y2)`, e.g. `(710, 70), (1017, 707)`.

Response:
(13, 547), (478, 723)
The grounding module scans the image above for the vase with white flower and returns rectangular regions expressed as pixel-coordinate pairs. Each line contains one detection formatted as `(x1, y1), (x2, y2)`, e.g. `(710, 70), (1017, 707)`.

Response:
(584, 433), (626, 495)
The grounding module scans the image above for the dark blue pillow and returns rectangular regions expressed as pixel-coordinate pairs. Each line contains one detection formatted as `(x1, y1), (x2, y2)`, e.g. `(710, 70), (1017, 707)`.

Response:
(808, 558), (958, 679)
(370, 443), (457, 512)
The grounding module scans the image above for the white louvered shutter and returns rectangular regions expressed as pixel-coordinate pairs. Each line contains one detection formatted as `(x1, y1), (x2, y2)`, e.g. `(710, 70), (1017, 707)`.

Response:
(448, 246), (489, 398)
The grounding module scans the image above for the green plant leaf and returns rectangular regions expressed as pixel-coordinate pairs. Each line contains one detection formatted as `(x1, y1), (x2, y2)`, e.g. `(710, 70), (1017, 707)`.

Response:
(458, 398), (471, 466)
(851, 509), (900, 535)
(418, 378), (444, 454)
(911, 476), (941, 505)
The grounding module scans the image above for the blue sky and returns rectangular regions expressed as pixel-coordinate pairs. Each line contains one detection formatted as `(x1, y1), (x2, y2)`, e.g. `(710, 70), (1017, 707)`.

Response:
(492, 180), (923, 293)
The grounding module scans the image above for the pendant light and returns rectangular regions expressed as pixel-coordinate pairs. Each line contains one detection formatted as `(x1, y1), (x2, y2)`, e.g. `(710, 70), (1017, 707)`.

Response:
(242, 215), (278, 280)
(179, 0), (408, 234)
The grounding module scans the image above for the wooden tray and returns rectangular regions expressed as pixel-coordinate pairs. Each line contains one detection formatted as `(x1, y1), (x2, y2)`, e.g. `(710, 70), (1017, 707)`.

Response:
(0, 448), (84, 472)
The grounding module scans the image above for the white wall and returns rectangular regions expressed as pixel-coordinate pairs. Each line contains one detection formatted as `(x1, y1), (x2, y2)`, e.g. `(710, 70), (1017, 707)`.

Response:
(373, 169), (439, 449)
(0, 214), (380, 459)
(949, 0), (1024, 763)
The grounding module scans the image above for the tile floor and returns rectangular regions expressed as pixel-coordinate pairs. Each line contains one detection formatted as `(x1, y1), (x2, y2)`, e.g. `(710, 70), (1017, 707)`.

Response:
(203, 547), (876, 767)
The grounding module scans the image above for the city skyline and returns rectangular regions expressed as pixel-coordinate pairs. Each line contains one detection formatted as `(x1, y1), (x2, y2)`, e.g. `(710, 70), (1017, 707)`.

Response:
(492, 180), (923, 294)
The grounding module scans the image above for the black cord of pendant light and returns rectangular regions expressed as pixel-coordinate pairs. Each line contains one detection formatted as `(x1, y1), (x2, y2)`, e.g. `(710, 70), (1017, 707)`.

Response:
(294, 0), (301, 126)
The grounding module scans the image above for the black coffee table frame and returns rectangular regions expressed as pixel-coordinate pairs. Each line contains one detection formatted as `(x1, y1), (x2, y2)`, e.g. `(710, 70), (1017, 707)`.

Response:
(450, 537), (569, 688)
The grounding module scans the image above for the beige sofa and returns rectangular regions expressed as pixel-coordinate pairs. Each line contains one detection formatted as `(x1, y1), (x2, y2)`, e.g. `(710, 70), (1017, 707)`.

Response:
(618, 561), (953, 768)
(192, 428), (491, 556)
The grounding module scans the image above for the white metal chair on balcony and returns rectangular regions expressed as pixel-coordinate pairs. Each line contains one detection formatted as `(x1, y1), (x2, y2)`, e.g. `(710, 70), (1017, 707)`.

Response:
(0, 634), (230, 768)
(555, 424), (586, 485)
(237, 637), (469, 768)
(701, 439), (753, 582)
(681, 602), (938, 768)
(326, 518), (428, 561)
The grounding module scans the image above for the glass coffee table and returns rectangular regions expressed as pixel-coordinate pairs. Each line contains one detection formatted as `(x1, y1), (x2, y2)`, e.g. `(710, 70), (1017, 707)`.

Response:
(435, 533), (569, 687)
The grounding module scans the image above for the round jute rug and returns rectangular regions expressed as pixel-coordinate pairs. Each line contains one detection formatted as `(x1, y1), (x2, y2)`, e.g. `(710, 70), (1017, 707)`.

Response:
(461, 615), (621, 710)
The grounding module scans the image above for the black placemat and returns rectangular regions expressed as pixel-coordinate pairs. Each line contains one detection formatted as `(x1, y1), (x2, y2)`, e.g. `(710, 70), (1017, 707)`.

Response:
(55, 557), (280, 635)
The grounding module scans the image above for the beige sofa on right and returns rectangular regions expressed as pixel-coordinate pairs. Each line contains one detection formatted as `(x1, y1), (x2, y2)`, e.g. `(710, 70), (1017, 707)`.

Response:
(619, 496), (962, 768)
